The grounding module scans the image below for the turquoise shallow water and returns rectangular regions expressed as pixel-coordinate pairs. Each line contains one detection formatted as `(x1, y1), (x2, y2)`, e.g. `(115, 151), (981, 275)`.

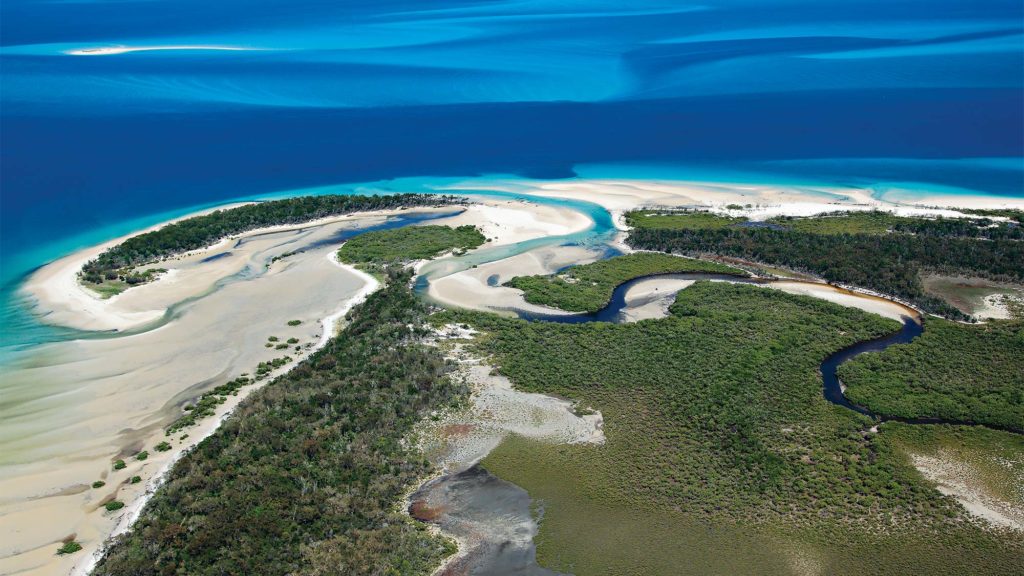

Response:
(0, 175), (620, 360)
(4, 162), (1022, 361)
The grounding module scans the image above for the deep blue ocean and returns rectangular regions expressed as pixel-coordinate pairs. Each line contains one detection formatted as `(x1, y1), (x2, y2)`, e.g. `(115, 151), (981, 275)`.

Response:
(1, 0), (1023, 349)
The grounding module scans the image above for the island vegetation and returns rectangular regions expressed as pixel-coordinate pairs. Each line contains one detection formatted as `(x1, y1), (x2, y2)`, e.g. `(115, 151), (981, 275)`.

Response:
(626, 210), (1024, 319)
(93, 269), (464, 576)
(57, 541), (83, 555)
(337, 224), (485, 268)
(838, 319), (1024, 431)
(504, 252), (746, 313)
(439, 282), (1023, 574)
(80, 193), (458, 294)
(93, 222), (495, 576)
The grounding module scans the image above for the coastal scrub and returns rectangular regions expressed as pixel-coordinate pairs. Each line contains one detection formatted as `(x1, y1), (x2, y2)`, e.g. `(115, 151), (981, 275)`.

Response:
(505, 252), (746, 313)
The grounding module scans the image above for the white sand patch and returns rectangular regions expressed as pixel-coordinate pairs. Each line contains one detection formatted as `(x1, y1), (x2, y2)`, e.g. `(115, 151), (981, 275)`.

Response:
(910, 451), (1024, 532)
(415, 328), (604, 475)
(976, 293), (1023, 321)
(427, 244), (605, 315)
(618, 277), (698, 322)
(426, 198), (592, 247)
(441, 177), (1023, 220)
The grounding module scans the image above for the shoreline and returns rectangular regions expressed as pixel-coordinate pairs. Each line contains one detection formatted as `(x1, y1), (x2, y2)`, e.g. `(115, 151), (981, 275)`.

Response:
(71, 254), (382, 576)
(0, 196), (602, 576)
(3, 179), (1020, 574)
(0, 208), (422, 576)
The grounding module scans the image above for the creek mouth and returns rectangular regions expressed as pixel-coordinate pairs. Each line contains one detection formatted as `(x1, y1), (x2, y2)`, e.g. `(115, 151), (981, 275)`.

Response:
(408, 466), (564, 576)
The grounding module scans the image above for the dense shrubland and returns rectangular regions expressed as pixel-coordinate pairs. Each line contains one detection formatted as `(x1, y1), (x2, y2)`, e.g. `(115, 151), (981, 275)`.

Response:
(337, 224), (484, 268)
(93, 269), (464, 576)
(839, 319), (1024, 431)
(505, 252), (746, 313)
(625, 210), (1024, 319)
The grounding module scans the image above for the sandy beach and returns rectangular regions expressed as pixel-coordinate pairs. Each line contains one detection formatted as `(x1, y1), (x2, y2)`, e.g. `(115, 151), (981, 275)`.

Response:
(0, 196), (603, 576)
(0, 206), (459, 576)
(442, 177), (1024, 224)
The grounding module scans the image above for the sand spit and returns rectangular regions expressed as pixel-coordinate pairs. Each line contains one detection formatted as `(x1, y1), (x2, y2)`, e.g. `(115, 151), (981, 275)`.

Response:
(21, 206), (457, 333)
(428, 198), (592, 248)
(910, 451), (1024, 532)
(0, 208), (438, 576)
(442, 177), (1024, 223)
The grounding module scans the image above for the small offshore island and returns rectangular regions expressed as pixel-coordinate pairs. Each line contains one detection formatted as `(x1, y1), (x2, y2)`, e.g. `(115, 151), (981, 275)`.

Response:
(1, 178), (1021, 576)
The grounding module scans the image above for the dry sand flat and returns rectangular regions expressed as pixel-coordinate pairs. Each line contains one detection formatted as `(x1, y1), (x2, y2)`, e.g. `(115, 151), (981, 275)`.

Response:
(0, 209), (440, 576)
(442, 177), (1024, 222)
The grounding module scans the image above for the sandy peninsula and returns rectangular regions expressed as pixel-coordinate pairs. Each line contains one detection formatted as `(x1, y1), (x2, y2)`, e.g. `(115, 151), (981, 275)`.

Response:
(0, 196), (601, 576)
(2, 178), (1019, 575)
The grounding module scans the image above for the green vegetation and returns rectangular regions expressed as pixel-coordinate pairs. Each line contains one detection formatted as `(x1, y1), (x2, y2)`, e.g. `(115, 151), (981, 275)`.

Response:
(57, 541), (83, 555)
(135, 451), (149, 461)
(626, 210), (745, 230)
(256, 356), (292, 376)
(626, 210), (1024, 319)
(130, 476), (142, 484)
(94, 270), (464, 576)
(770, 210), (1023, 239)
(80, 194), (457, 288)
(440, 282), (1022, 574)
(92, 480), (106, 489)
(337, 225), (485, 268)
(154, 441), (172, 452)
(960, 208), (1024, 221)
(268, 336), (279, 342)
(838, 320), (1024, 431)
(287, 337), (299, 344)
(167, 375), (253, 434)
(287, 320), (302, 326)
(113, 460), (126, 470)
(105, 501), (126, 512)
(505, 252), (746, 313)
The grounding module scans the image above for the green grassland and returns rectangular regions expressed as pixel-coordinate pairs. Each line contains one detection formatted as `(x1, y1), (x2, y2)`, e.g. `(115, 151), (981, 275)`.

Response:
(440, 283), (1024, 575)
(504, 252), (746, 313)
(838, 319), (1024, 431)
(337, 224), (484, 267)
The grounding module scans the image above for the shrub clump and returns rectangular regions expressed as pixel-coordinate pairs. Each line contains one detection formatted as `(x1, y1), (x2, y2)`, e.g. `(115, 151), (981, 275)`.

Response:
(57, 541), (83, 555)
